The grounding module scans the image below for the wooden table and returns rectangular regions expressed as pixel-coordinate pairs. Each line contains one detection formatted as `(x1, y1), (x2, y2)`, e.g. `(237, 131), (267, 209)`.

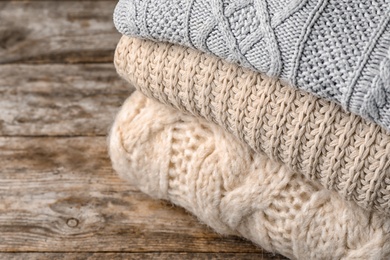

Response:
(0, 1), (286, 259)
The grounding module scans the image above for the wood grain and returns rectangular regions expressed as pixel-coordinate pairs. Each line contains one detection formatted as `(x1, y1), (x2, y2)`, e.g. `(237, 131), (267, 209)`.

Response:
(0, 1), (120, 64)
(0, 253), (286, 260)
(0, 64), (133, 136)
(0, 137), (271, 255)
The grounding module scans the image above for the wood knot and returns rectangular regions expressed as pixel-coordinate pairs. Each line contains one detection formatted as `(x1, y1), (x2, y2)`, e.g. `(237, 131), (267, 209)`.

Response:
(66, 218), (79, 228)
(0, 25), (28, 50)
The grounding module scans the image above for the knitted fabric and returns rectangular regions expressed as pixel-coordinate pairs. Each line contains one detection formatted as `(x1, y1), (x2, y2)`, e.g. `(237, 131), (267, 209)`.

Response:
(109, 91), (390, 260)
(114, 0), (390, 131)
(114, 36), (390, 216)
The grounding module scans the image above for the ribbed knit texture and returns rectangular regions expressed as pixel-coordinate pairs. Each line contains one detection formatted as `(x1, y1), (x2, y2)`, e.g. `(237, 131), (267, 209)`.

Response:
(114, 0), (390, 131)
(114, 36), (390, 216)
(109, 91), (390, 260)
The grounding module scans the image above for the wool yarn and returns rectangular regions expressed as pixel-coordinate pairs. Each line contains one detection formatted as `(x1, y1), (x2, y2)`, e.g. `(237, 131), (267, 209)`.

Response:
(114, 36), (390, 216)
(114, 0), (390, 131)
(109, 91), (390, 260)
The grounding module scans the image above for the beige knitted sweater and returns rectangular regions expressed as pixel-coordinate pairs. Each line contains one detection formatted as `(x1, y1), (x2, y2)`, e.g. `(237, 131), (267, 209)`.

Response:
(114, 36), (390, 216)
(109, 91), (390, 260)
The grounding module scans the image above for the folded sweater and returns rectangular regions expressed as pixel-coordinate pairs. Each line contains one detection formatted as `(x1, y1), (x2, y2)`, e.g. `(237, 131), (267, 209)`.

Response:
(109, 91), (390, 260)
(114, 0), (390, 131)
(114, 36), (390, 216)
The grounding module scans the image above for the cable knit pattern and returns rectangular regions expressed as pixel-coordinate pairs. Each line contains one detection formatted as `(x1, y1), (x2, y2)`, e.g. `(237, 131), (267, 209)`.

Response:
(360, 47), (390, 123)
(114, 0), (390, 130)
(114, 36), (390, 216)
(109, 91), (390, 260)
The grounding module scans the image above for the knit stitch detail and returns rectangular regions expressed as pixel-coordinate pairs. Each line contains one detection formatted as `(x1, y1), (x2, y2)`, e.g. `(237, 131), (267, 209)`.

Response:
(114, 36), (390, 216)
(361, 47), (390, 121)
(109, 91), (390, 259)
(114, 0), (390, 130)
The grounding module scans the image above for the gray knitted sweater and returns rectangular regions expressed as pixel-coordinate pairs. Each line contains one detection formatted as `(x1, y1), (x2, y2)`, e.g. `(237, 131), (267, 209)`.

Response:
(114, 0), (390, 131)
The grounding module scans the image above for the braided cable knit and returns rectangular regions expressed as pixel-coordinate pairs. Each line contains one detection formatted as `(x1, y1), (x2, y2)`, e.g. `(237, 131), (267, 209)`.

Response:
(109, 91), (390, 260)
(114, 0), (390, 131)
(114, 36), (390, 216)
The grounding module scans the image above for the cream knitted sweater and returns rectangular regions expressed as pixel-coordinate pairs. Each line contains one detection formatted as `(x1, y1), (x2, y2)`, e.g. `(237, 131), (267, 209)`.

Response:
(114, 36), (390, 216)
(109, 91), (390, 260)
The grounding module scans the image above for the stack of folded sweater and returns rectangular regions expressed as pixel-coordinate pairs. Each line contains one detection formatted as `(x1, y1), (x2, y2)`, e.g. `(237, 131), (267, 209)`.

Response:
(109, 1), (390, 259)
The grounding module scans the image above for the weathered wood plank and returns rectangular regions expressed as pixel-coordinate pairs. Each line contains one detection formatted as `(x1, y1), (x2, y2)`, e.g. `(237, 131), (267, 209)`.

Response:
(0, 137), (268, 254)
(0, 253), (287, 260)
(0, 64), (133, 136)
(0, 1), (119, 64)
